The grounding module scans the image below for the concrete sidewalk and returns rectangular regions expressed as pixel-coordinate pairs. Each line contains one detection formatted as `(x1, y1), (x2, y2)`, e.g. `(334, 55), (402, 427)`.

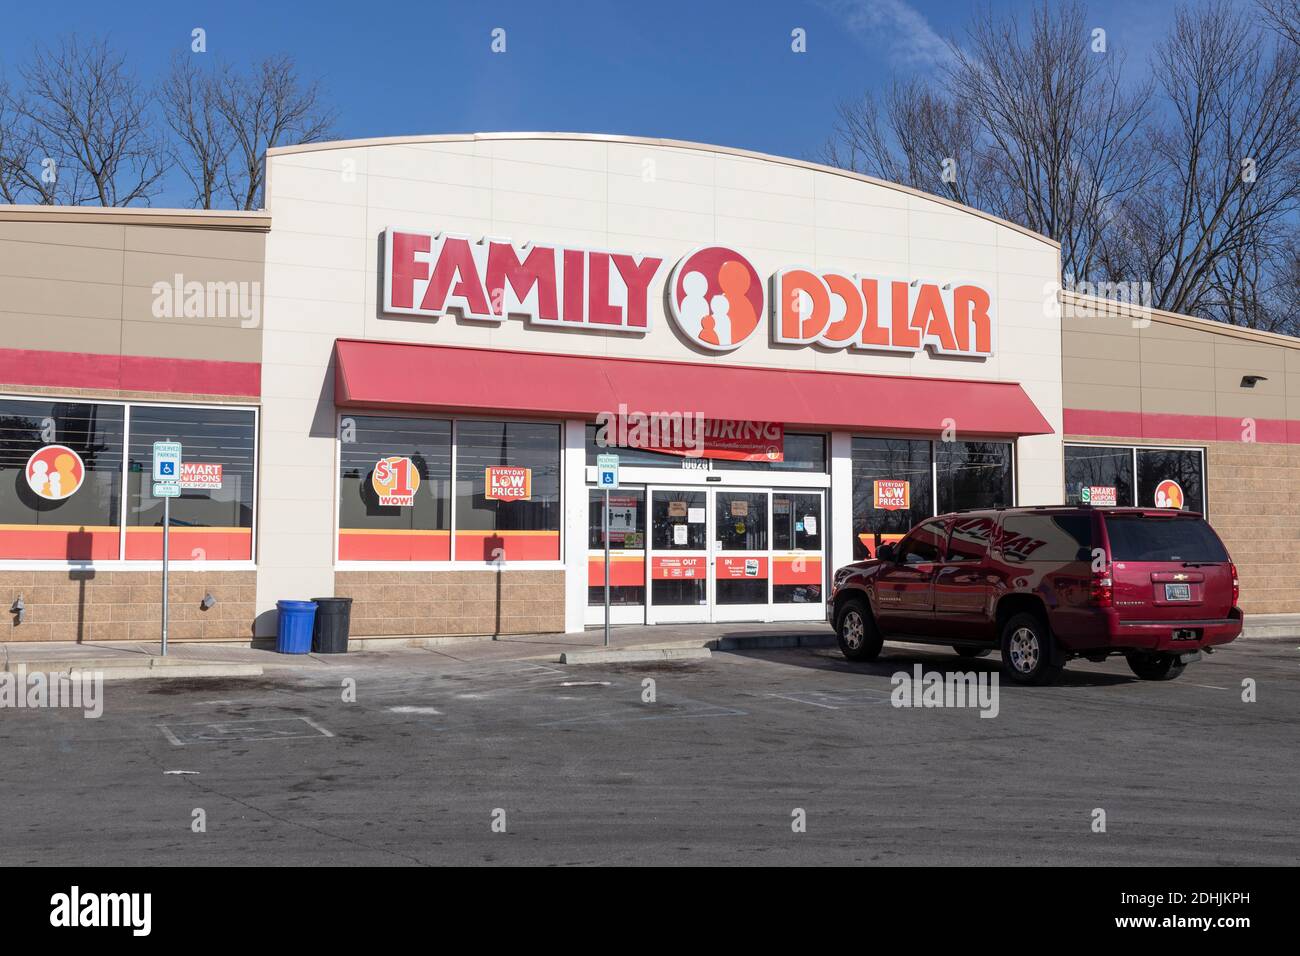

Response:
(4, 611), (1292, 679)
(0, 621), (835, 678)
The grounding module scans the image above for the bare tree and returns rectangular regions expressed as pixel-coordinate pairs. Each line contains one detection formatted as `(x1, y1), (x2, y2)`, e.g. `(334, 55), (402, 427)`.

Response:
(1100, 2), (1300, 317)
(1259, 0), (1300, 46)
(14, 35), (167, 206)
(825, 2), (1152, 284)
(214, 55), (336, 210)
(159, 54), (232, 209)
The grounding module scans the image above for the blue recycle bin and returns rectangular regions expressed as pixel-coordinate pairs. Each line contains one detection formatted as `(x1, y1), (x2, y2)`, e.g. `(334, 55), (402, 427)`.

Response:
(275, 600), (318, 654)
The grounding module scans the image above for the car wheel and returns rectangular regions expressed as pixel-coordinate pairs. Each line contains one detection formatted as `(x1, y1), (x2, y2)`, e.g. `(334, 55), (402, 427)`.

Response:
(836, 599), (883, 662)
(953, 646), (991, 658)
(1000, 611), (1064, 686)
(1125, 652), (1187, 681)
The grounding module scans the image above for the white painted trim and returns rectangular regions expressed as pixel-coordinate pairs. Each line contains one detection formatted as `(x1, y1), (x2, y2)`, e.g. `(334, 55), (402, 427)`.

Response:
(563, 419), (589, 633)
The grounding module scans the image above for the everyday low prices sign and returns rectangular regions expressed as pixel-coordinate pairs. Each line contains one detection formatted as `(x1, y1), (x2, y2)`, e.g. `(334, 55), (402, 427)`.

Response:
(874, 480), (910, 511)
(485, 466), (531, 501)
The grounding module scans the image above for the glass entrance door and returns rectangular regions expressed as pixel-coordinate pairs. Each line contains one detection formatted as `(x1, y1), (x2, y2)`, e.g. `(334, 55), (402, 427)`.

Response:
(646, 488), (710, 623)
(644, 486), (826, 624)
(712, 488), (770, 622)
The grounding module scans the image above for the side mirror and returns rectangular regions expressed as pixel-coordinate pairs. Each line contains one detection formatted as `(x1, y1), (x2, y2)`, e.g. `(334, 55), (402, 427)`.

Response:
(875, 543), (897, 563)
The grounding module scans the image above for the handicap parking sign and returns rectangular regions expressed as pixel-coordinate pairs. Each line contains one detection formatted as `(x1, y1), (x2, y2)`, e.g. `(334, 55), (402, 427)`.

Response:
(596, 453), (619, 489)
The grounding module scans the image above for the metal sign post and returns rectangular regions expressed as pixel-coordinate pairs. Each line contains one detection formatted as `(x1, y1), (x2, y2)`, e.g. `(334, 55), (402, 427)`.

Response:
(152, 441), (183, 657)
(161, 494), (170, 655)
(595, 454), (620, 648)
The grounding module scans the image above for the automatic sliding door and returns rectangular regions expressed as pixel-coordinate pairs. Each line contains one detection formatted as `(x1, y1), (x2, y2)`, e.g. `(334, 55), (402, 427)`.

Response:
(771, 491), (825, 620)
(646, 488), (709, 623)
(713, 489), (769, 622)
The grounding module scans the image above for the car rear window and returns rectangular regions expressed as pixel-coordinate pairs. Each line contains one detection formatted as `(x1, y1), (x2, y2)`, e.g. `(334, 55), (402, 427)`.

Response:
(999, 514), (1093, 563)
(1103, 515), (1228, 563)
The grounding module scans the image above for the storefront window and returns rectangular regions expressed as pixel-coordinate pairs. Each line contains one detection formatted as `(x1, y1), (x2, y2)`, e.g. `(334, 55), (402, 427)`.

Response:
(1063, 444), (1205, 513)
(724, 433), (826, 472)
(1064, 444), (1135, 506)
(851, 438), (933, 560)
(0, 398), (124, 560)
(588, 488), (646, 606)
(455, 421), (561, 561)
(338, 415), (451, 560)
(1137, 448), (1205, 513)
(585, 425), (826, 473)
(126, 406), (256, 560)
(936, 440), (1013, 512)
(585, 424), (687, 468)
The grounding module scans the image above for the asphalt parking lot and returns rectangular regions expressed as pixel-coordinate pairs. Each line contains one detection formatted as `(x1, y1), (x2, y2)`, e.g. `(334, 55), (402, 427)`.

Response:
(2, 638), (1297, 866)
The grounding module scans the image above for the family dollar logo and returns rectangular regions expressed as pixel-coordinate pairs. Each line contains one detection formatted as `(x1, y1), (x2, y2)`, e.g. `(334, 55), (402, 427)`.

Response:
(372, 456), (420, 506)
(1154, 479), (1184, 509)
(667, 246), (764, 352)
(26, 445), (85, 500)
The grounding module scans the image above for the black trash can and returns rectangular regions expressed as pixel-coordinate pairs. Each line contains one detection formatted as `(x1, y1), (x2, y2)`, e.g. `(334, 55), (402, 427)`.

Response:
(310, 597), (353, 653)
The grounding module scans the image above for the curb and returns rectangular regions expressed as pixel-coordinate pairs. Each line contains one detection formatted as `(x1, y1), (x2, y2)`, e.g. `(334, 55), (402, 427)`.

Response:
(2, 660), (264, 681)
(714, 633), (836, 651)
(561, 647), (713, 665)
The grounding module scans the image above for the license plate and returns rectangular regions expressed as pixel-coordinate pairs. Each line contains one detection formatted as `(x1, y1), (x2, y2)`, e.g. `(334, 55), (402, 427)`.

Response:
(1164, 583), (1191, 601)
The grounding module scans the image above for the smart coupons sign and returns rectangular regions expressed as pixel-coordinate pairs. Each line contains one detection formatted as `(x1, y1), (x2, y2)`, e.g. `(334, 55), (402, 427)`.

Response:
(382, 230), (996, 359)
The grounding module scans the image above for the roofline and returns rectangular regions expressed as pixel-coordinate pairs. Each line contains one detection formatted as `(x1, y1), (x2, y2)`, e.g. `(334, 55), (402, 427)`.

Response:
(0, 205), (271, 232)
(1061, 290), (1300, 351)
(265, 131), (1061, 250)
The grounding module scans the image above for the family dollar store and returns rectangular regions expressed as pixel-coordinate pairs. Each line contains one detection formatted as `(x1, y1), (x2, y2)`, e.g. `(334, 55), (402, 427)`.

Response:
(1, 133), (1297, 645)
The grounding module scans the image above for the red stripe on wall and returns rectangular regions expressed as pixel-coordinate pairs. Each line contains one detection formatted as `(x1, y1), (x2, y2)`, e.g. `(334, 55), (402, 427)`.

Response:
(1065, 408), (1300, 444)
(124, 528), (252, 561)
(0, 348), (260, 397)
(453, 531), (560, 562)
(0, 528), (120, 560)
(338, 531), (452, 561)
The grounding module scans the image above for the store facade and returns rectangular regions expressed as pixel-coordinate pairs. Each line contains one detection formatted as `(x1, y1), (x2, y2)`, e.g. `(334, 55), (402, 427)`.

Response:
(261, 133), (1061, 639)
(3, 133), (1295, 644)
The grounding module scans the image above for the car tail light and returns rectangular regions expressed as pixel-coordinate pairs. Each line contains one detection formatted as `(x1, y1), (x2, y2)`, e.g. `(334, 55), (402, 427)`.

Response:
(1090, 566), (1113, 607)
(1230, 561), (1239, 607)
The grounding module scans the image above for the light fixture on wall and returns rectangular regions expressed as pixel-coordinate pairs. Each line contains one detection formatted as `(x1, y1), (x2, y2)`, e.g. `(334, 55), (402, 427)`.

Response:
(11, 595), (24, 625)
(200, 592), (216, 610)
(1240, 375), (1268, 388)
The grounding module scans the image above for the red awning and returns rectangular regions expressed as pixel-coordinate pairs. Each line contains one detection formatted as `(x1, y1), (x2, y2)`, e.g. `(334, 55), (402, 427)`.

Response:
(332, 340), (1054, 436)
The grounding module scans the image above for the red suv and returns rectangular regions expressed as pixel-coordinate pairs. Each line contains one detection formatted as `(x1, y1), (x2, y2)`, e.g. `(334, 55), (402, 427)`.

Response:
(828, 506), (1242, 685)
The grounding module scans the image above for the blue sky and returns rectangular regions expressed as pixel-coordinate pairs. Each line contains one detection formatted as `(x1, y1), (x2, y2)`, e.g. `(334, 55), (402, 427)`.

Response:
(0, 0), (1188, 206)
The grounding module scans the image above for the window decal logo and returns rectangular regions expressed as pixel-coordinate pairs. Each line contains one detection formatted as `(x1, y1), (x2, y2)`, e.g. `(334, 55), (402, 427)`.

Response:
(667, 246), (764, 351)
(25, 445), (85, 500)
(372, 456), (420, 506)
(1154, 479), (1184, 509)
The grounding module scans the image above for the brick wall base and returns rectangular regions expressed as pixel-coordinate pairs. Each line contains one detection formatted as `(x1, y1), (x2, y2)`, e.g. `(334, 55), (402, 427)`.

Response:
(0, 570), (255, 642)
(335, 570), (566, 637)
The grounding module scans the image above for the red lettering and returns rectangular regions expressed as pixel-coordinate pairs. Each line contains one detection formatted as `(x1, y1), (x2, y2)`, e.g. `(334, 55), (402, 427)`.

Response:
(612, 254), (662, 329)
(858, 277), (889, 347)
(485, 243), (558, 320)
(563, 249), (585, 323)
(820, 273), (864, 344)
(587, 253), (622, 326)
(914, 284), (957, 352)
(421, 236), (489, 316)
(953, 284), (993, 354)
(388, 231), (430, 310)
(890, 281), (920, 349)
